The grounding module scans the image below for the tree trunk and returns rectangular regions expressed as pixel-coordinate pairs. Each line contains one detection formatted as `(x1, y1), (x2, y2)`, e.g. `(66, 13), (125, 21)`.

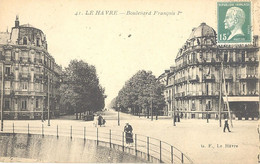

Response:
(76, 112), (78, 120)
(147, 107), (149, 118)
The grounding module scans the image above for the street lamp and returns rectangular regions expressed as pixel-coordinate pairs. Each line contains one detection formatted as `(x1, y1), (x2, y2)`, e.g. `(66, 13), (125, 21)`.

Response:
(168, 97), (175, 126)
(0, 62), (4, 131)
(117, 103), (120, 126)
(47, 75), (50, 126)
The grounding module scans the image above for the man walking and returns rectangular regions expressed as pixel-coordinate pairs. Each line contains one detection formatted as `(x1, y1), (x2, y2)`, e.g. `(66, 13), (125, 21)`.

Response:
(223, 118), (231, 132)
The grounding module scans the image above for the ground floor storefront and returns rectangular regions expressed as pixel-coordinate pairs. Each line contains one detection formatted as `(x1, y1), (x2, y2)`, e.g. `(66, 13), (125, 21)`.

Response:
(1, 95), (59, 120)
(171, 96), (259, 119)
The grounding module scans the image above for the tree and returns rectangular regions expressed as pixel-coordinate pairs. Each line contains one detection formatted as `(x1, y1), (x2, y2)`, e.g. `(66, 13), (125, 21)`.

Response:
(114, 70), (165, 118)
(59, 60), (106, 119)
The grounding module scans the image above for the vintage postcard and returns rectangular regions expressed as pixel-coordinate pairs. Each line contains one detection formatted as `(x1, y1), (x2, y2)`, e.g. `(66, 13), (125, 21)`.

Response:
(0, 0), (259, 164)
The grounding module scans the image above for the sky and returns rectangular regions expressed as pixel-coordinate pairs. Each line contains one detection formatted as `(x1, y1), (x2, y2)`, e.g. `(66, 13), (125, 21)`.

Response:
(0, 0), (259, 107)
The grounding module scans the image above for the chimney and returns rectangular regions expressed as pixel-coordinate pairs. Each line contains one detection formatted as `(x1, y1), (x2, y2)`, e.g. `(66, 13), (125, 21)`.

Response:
(15, 15), (19, 28)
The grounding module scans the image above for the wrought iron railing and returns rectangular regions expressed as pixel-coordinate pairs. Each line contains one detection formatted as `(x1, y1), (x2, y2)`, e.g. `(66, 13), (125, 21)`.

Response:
(0, 123), (193, 164)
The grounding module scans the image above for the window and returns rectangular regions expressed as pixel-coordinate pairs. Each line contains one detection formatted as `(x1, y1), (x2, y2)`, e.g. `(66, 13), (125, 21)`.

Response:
(35, 83), (38, 91)
(23, 37), (27, 45)
(36, 38), (40, 46)
(206, 84), (209, 95)
(192, 100), (195, 110)
(224, 103), (228, 111)
(36, 99), (39, 108)
(22, 100), (27, 110)
(22, 66), (28, 72)
(242, 51), (245, 62)
(224, 52), (228, 62)
(197, 39), (200, 45)
(4, 81), (10, 90)
(226, 84), (228, 93)
(206, 52), (209, 61)
(5, 67), (10, 75)
(207, 101), (211, 110)
(22, 82), (28, 90)
(243, 84), (246, 93)
(4, 100), (10, 109)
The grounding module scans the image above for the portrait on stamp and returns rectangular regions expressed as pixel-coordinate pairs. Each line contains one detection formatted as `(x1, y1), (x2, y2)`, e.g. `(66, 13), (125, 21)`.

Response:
(217, 2), (251, 43)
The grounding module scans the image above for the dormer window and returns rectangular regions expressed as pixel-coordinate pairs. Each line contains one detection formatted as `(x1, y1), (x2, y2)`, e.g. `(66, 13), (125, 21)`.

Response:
(241, 51), (245, 62)
(23, 37), (27, 45)
(36, 38), (40, 47)
(224, 52), (228, 62)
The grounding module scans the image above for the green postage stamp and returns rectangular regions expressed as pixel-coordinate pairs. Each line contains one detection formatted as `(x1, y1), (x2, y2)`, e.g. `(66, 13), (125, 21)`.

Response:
(217, 1), (251, 44)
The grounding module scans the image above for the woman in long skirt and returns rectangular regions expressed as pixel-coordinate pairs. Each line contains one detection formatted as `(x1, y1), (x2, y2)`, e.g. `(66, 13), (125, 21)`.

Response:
(124, 123), (133, 145)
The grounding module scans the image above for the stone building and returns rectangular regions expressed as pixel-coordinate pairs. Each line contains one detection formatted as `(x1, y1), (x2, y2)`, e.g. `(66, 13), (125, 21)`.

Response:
(0, 16), (62, 119)
(160, 23), (259, 120)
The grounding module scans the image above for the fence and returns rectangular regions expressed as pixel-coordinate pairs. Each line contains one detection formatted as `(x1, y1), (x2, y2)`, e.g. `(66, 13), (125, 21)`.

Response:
(0, 123), (193, 164)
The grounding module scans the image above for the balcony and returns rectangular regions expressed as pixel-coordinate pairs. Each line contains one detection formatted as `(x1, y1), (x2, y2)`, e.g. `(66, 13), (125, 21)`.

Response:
(211, 58), (216, 63)
(205, 104), (211, 111)
(34, 74), (43, 82)
(186, 91), (196, 96)
(19, 73), (31, 80)
(203, 74), (215, 82)
(202, 91), (215, 96)
(237, 74), (257, 80)
(4, 73), (14, 80)
(175, 93), (181, 98)
(0, 54), (5, 60)
(188, 75), (199, 82)
(14, 90), (46, 97)
(224, 74), (233, 81)
(247, 90), (259, 95)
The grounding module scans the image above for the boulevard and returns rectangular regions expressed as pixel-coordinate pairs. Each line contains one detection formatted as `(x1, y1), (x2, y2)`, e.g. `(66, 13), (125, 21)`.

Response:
(1, 109), (258, 164)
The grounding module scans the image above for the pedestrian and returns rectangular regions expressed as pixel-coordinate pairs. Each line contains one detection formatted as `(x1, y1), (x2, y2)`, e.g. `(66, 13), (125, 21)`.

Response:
(177, 110), (180, 122)
(223, 118), (231, 132)
(97, 115), (103, 127)
(124, 123), (133, 146)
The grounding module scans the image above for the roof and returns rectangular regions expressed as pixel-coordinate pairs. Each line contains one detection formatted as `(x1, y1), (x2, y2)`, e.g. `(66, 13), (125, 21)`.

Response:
(20, 24), (35, 28)
(0, 32), (10, 44)
(188, 23), (216, 40)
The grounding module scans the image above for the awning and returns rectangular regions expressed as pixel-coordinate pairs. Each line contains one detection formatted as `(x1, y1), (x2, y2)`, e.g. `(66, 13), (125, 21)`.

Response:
(223, 96), (259, 102)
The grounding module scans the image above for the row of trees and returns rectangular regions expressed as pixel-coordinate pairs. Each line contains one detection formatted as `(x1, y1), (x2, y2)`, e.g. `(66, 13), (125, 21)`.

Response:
(112, 70), (165, 118)
(59, 60), (106, 119)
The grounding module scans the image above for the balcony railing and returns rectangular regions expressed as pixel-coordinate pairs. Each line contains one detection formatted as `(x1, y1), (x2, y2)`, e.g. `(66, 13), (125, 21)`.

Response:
(19, 73), (31, 80)
(237, 74), (257, 80)
(0, 55), (5, 60)
(4, 73), (14, 80)
(188, 75), (199, 82)
(224, 74), (233, 80)
(203, 74), (215, 81)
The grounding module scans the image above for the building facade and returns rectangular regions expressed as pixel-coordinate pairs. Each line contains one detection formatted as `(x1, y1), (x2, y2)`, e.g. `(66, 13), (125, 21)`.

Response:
(161, 23), (259, 119)
(0, 16), (62, 119)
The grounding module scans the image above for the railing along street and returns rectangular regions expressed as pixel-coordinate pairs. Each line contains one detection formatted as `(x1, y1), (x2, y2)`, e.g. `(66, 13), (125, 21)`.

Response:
(0, 123), (193, 164)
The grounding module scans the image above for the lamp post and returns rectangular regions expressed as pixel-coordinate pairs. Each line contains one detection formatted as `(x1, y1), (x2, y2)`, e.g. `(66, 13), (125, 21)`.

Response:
(47, 74), (50, 126)
(173, 107), (176, 126)
(117, 103), (120, 126)
(168, 97), (175, 126)
(0, 63), (4, 131)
